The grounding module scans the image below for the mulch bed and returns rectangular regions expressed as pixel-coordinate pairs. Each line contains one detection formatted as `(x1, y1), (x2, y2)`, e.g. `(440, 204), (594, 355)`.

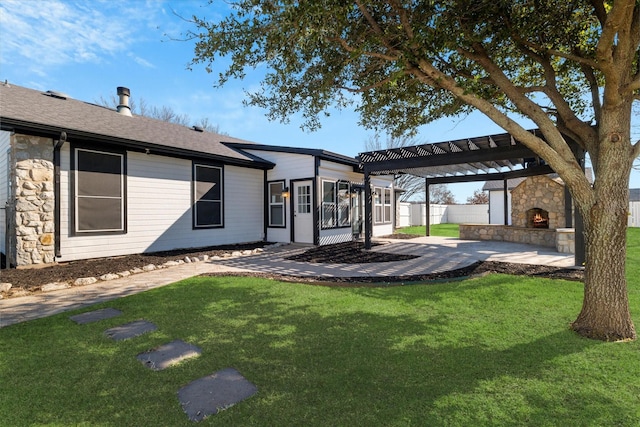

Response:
(1, 239), (583, 294)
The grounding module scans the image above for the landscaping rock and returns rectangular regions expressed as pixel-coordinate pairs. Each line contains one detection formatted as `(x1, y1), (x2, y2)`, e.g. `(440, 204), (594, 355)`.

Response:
(74, 277), (97, 286)
(99, 273), (120, 281)
(163, 261), (180, 267)
(232, 251), (242, 257)
(184, 257), (192, 263)
(0, 283), (12, 293)
(41, 282), (70, 292)
(142, 264), (156, 272)
(242, 250), (253, 256)
(117, 271), (131, 278)
(130, 267), (144, 274)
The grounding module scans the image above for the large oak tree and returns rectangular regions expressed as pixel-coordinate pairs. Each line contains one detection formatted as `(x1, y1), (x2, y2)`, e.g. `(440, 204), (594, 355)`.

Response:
(189, 0), (640, 340)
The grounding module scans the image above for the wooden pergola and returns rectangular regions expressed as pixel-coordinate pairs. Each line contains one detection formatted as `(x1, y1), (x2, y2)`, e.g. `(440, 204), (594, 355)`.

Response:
(357, 129), (586, 266)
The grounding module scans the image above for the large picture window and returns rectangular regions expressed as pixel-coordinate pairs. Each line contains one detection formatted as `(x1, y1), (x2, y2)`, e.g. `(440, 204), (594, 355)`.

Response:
(193, 163), (223, 228)
(74, 147), (125, 234)
(322, 180), (350, 229)
(268, 181), (285, 227)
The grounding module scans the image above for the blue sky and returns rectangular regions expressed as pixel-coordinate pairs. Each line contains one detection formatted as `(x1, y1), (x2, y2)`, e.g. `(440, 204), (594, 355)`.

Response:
(1, 0), (638, 201)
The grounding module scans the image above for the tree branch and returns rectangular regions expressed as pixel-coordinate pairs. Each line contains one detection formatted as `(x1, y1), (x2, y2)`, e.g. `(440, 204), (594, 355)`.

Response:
(589, 0), (608, 27)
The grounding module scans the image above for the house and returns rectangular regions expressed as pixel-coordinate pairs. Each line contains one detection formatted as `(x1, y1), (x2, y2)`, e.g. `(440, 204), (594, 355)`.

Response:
(0, 83), (394, 267)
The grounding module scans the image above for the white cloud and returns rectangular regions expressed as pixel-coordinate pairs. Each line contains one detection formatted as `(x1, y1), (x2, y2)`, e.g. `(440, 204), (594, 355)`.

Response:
(0, 0), (163, 70)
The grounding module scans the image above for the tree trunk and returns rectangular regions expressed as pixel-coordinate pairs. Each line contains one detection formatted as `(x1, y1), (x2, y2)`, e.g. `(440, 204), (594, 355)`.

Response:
(570, 106), (636, 341)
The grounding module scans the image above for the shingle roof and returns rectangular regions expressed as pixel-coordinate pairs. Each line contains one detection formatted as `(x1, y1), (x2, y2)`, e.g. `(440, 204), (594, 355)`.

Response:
(224, 142), (359, 168)
(0, 83), (273, 168)
(630, 188), (640, 201)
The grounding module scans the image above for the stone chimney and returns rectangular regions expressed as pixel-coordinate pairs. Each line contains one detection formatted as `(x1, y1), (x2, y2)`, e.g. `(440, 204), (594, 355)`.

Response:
(116, 86), (132, 116)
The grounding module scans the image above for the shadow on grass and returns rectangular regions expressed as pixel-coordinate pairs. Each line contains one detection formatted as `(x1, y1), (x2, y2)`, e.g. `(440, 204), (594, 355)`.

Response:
(0, 276), (637, 426)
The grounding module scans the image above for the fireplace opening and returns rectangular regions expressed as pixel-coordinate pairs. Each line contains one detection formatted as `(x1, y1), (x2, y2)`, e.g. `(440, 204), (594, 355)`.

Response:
(526, 208), (549, 228)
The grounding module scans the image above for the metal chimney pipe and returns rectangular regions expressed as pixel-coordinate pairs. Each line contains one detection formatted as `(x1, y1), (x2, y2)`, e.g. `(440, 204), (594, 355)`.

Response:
(116, 86), (132, 116)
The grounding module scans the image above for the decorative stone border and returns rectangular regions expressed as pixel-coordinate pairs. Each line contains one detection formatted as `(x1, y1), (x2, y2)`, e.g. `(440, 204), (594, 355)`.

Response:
(0, 245), (281, 299)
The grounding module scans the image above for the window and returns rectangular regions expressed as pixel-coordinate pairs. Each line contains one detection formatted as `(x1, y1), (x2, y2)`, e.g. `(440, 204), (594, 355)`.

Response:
(337, 181), (350, 227)
(321, 180), (336, 228)
(268, 181), (285, 227)
(384, 188), (392, 223)
(74, 147), (125, 234)
(374, 187), (383, 224)
(193, 163), (223, 228)
(297, 184), (311, 214)
(322, 180), (350, 229)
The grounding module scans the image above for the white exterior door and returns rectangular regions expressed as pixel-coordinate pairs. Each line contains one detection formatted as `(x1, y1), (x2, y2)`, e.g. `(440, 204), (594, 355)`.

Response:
(294, 181), (313, 243)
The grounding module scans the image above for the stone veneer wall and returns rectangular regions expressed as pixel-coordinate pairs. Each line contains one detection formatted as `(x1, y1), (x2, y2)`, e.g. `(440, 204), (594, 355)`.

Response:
(10, 134), (55, 266)
(459, 224), (575, 253)
(511, 175), (566, 229)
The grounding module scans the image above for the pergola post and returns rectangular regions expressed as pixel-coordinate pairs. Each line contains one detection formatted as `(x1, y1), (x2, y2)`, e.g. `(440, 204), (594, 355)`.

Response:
(425, 178), (430, 236)
(503, 178), (509, 225)
(364, 170), (373, 250)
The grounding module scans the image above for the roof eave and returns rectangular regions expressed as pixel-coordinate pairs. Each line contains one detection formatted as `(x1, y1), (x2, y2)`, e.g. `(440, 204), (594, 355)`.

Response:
(1, 118), (275, 170)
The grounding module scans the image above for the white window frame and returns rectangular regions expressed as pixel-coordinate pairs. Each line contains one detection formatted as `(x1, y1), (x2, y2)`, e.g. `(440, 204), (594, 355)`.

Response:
(374, 187), (383, 224)
(268, 181), (286, 227)
(383, 188), (392, 223)
(321, 180), (336, 229)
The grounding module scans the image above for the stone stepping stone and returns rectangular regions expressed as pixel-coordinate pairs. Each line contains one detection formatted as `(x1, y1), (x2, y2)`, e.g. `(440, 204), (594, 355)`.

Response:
(136, 340), (201, 371)
(104, 320), (157, 341)
(177, 368), (258, 422)
(69, 308), (122, 324)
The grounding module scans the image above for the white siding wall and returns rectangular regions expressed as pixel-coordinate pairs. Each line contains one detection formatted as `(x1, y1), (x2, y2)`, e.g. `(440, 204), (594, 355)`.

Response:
(0, 131), (10, 257)
(58, 147), (264, 262)
(243, 150), (314, 244)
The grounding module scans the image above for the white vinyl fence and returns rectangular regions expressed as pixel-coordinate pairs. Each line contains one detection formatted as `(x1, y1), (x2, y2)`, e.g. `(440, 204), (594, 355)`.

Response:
(399, 202), (639, 228)
(398, 202), (488, 227)
(630, 202), (640, 227)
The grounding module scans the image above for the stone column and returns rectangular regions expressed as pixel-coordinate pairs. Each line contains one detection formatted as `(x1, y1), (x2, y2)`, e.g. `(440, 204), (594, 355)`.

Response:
(12, 134), (55, 266)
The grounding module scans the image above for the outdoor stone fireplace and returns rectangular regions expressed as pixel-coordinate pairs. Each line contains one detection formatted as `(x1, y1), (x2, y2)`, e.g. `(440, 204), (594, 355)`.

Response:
(511, 175), (565, 229)
(459, 175), (575, 253)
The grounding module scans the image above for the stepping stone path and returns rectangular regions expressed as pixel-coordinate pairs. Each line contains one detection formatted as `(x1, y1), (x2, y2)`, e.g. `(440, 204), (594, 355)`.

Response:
(104, 320), (157, 341)
(136, 339), (202, 371)
(69, 307), (257, 422)
(178, 368), (258, 422)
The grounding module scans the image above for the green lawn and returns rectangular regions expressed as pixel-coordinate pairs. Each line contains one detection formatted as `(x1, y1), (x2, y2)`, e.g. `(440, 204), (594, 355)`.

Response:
(398, 223), (460, 237)
(1, 229), (639, 426)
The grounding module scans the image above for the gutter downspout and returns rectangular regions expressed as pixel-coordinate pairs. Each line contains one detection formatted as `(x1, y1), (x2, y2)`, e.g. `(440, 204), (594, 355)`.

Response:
(53, 131), (67, 258)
